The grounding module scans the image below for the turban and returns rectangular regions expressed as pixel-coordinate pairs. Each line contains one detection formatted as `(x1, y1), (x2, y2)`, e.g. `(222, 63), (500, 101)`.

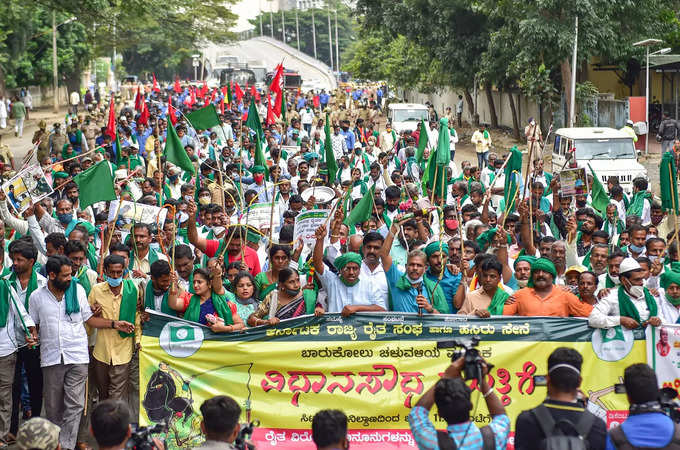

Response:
(660, 270), (680, 290)
(334, 252), (362, 271)
(53, 171), (69, 180)
(514, 255), (536, 269)
(303, 152), (320, 162)
(528, 258), (557, 287)
(475, 227), (511, 251)
(246, 229), (261, 244)
(424, 241), (449, 258)
(251, 165), (265, 174)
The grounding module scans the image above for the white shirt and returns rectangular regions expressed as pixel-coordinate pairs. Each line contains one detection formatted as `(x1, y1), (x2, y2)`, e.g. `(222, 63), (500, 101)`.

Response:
(360, 262), (388, 308)
(588, 286), (653, 329)
(29, 285), (93, 367)
(4, 271), (46, 345)
(300, 109), (314, 125)
(657, 289), (680, 324)
(0, 285), (35, 358)
(318, 266), (387, 313)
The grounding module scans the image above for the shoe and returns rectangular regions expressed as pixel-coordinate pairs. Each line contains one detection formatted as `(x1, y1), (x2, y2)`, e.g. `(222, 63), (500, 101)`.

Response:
(4, 433), (15, 444)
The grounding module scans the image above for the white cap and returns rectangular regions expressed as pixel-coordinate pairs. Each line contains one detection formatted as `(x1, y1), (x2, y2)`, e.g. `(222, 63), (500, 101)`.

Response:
(619, 257), (642, 274)
(626, 119), (634, 126)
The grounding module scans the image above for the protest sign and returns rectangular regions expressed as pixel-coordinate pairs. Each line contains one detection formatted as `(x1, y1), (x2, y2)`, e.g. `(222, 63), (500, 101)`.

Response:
(294, 210), (330, 246)
(108, 200), (168, 230)
(242, 202), (280, 230)
(2, 165), (53, 214)
(560, 167), (589, 197)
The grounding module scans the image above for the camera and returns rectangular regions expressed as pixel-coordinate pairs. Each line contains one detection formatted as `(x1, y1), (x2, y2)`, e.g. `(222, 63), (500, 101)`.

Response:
(234, 420), (259, 450)
(437, 337), (493, 382)
(127, 422), (166, 450)
(618, 385), (680, 423)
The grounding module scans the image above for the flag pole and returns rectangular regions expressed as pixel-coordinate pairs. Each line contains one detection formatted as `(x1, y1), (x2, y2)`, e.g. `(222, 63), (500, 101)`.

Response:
(669, 163), (680, 249)
(429, 164), (439, 205)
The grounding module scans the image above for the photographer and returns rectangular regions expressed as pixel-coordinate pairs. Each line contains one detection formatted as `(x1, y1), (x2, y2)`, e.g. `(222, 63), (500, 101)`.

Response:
(197, 395), (242, 450)
(514, 348), (606, 450)
(407, 356), (510, 450)
(607, 364), (677, 450)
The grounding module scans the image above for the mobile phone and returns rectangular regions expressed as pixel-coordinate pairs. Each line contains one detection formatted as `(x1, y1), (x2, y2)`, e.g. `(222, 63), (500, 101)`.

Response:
(614, 383), (626, 394)
(533, 375), (547, 386)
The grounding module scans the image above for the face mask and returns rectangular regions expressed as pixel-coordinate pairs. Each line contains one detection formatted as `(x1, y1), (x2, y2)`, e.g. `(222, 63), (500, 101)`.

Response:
(468, 259), (475, 269)
(212, 226), (225, 235)
(406, 274), (424, 284)
(629, 243), (645, 253)
(253, 174), (264, 183)
(517, 279), (529, 288)
(386, 204), (398, 212)
(667, 295), (680, 306)
(177, 212), (189, 224)
(628, 284), (645, 299)
(106, 276), (123, 287)
(576, 200), (586, 208)
(57, 213), (72, 225)
(168, 174), (179, 182)
(341, 126), (349, 132)
(608, 275), (619, 284)
(445, 219), (458, 231)
(284, 288), (300, 297)
(199, 196), (211, 205)
(648, 255), (659, 264)
(183, 195), (193, 203)
(355, 149), (362, 155)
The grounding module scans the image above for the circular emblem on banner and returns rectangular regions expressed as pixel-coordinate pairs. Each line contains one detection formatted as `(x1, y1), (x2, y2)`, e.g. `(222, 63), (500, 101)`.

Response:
(591, 326), (634, 361)
(159, 321), (204, 358)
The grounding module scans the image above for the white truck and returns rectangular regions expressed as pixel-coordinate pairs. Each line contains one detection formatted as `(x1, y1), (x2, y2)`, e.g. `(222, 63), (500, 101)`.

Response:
(550, 127), (647, 194)
(387, 103), (429, 133)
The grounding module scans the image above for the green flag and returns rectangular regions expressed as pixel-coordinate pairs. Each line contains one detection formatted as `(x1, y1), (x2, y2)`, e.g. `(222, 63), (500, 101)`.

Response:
(227, 83), (232, 105)
(324, 113), (338, 185)
(164, 123), (196, 175)
(186, 104), (220, 130)
(281, 92), (287, 124)
(660, 151), (680, 214)
(415, 119), (428, 163)
(423, 118), (451, 199)
(245, 98), (264, 140)
(587, 164), (610, 216)
(344, 184), (375, 226)
(114, 131), (122, 167)
(503, 146), (523, 213)
(72, 161), (117, 209)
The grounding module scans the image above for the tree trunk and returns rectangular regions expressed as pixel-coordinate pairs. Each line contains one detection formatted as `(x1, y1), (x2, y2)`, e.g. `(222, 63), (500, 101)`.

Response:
(485, 84), (498, 128)
(508, 90), (520, 141)
(464, 89), (474, 126)
(561, 58), (573, 126)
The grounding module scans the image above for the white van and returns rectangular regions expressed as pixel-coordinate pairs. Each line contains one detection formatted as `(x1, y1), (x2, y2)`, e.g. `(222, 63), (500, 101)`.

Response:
(387, 103), (429, 133)
(551, 127), (647, 194)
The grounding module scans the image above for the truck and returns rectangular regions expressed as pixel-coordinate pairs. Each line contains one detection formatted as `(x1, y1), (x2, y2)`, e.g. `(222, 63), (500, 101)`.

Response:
(387, 103), (429, 133)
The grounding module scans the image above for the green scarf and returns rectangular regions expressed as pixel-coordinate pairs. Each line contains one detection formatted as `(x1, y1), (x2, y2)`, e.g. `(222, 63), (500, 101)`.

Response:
(482, 130), (489, 139)
(64, 279), (81, 315)
(0, 280), (11, 327)
(9, 269), (38, 310)
(128, 247), (161, 270)
(393, 274), (449, 314)
(75, 266), (92, 296)
(87, 243), (98, 270)
(117, 279), (139, 338)
(605, 274), (617, 288)
(487, 287), (510, 316)
(144, 281), (175, 316)
(627, 191), (652, 217)
(617, 285), (658, 325)
(184, 292), (233, 325)
(604, 219), (624, 237)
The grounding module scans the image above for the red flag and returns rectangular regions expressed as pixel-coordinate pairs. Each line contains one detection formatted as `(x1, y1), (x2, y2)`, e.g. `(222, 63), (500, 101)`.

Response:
(134, 86), (141, 111)
(250, 85), (261, 102)
(266, 94), (276, 126)
(234, 82), (244, 103)
(269, 63), (283, 94)
(221, 86), (227, 97)
(174, 77), (182, 94)
(138, 100), (149, 126)
(273, 92), (282, 117)
(105, 97), (116, 140)
(313, 95), (320, 108)
(189, 88), (196, 107)
(219, 96), (225, 115)
(168, 97), (177, 126)
(152, 73), (160, 92)
(210, 89), (217, 103)
(200, 81), (208, 99)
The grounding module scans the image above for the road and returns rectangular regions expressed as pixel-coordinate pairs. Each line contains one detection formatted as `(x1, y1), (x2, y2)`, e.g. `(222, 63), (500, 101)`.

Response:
(202, 37), (337, 91)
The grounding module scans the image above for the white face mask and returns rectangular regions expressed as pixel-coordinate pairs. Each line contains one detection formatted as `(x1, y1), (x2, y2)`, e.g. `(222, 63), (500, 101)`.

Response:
(517, 279), (529, 288)
(628, 285), (645, 299)
(406, 274), (424, 284)
(608, 275), (619, 284)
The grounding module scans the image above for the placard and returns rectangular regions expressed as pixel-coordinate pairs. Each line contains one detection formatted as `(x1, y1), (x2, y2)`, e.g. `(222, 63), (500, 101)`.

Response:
(108, 200), (168, 230)
(559, 167), (589, 197)
(2, 165), (54, 214)
(294, 209), (330, 246)
(241, 202), (280, 230)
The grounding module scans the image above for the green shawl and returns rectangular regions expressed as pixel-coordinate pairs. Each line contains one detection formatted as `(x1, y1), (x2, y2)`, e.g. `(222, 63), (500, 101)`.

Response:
(9, 269), (38, 310)
(627, 191), (652, 217)
(118, 279), (139, 338)
(184, 292), (233, 325)
(617, 285), (657, 325)
(255, 271), (276, 301)
(128, 247), (162, 271)
(0, 280), (12, 327)
(64, 279), (81, 315)
(144, 281), (176, 316)
(605, 274), (618, 288)
(487, 287), (510, 316)
(393, 274), (449, 314)
(75, 265), (92, 296)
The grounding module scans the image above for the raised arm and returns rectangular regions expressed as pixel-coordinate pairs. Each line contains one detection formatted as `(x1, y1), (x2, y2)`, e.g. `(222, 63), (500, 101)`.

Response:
(380, 217), (400, 272)
(517, 199), (536, 257)
(185, 200), (208, 254)
(312, 223), (327, 275)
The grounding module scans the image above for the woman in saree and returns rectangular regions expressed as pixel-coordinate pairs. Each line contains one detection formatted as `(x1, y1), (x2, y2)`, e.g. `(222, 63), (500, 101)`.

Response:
(254, 244), (290, 301)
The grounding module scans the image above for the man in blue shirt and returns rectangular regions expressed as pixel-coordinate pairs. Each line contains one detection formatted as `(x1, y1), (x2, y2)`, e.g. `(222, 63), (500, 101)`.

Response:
(424, 241), (461, 313)
(408, 356), (510, 450)
(339, 120), (355, 152)
(380, 214), (449, 314)
(607, 364), (677, 450)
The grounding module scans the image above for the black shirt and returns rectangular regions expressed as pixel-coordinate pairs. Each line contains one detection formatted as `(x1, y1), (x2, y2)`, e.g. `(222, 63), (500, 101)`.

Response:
(514, 399), (607, 450)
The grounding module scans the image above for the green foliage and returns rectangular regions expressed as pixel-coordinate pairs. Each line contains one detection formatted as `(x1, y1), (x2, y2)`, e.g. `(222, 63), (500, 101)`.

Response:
(519, 64), (560, 110)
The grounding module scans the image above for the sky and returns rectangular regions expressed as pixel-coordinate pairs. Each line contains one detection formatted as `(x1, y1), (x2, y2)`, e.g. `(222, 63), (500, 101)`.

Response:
(231, 0), (269, 32)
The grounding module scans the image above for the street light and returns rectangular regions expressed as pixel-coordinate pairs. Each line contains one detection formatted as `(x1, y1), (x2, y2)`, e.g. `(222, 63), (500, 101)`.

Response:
(52, 15), (77, 113)
(633, 38), (663, 155)
(191, 54), (201, 81)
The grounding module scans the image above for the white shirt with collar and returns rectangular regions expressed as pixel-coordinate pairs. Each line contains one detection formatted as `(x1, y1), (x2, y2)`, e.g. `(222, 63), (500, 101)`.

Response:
(318, 265), (387, 313)
(29, 284), (93, 367)
(588, 285), (652, 329)
(0, 284), (35, 358)
(360, 262), (388, 308)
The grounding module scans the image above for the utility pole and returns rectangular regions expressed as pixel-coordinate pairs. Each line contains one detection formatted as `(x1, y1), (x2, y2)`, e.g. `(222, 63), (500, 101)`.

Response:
(295, 8), (300, 51)
(334, 9), (339, 71)
(327, 7), (333, 71)
(259, 6), (263, 36)
(569, 16), (578, 128)
(311, 9), (317, 59)
(270, 8), (274, 38)
(281, 9), (285, 43)
(52, 11), (58, 113)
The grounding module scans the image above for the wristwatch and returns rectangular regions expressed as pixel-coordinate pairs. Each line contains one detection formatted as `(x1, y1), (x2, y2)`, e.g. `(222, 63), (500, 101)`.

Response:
(111, 320), (115, 329)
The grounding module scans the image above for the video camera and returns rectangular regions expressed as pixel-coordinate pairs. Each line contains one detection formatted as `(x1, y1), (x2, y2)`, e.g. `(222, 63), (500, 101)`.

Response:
(234, 420), (260, 450)
(127, 422), (166, 450)
(615, 384), (680, 423)
(437, 337), (493, 382)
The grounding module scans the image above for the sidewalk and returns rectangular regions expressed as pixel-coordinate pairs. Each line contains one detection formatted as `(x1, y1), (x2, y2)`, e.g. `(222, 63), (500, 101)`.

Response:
(0, 106), (71, 162)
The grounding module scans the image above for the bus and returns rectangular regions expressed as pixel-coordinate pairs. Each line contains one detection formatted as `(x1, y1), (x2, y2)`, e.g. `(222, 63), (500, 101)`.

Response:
(215, 67), (256, 87)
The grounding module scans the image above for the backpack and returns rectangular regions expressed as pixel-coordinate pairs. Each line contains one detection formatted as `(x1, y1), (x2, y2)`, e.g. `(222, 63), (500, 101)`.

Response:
(531, 404), (596, 450)
(436, 424), (496, 450)
(609, 422), (680, 450)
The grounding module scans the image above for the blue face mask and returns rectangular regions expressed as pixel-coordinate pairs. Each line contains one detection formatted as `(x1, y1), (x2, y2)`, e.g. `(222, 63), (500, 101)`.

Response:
(468, 259), (475, 269)
(106, 276), (123, 287)
(57, 213), (72, 225)
(629, 243), (645, 253)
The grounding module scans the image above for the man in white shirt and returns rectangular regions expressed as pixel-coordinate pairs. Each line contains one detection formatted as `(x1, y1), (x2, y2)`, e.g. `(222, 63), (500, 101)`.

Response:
(300, 106), (314, 135)
(313, 225), (387, 315)
(29, 255), (135, 450)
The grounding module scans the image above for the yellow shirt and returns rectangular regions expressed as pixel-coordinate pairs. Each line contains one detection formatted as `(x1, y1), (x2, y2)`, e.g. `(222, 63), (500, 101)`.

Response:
(88, 281), (142, 365)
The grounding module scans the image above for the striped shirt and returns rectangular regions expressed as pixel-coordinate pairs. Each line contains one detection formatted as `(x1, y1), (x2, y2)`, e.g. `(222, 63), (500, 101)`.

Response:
(407, 406), (510, 450)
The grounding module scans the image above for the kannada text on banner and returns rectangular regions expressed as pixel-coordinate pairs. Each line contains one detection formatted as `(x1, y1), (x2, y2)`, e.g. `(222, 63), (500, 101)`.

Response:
(139, 313), (645, 449)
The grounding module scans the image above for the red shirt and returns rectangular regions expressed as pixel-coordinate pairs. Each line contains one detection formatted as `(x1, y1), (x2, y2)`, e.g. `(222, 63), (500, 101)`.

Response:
(205, 240), (261, 276)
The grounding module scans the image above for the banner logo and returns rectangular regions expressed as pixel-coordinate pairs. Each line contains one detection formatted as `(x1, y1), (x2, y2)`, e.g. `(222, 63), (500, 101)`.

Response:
(592, 325), (633, 361)
(159, 321), (204, 358)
